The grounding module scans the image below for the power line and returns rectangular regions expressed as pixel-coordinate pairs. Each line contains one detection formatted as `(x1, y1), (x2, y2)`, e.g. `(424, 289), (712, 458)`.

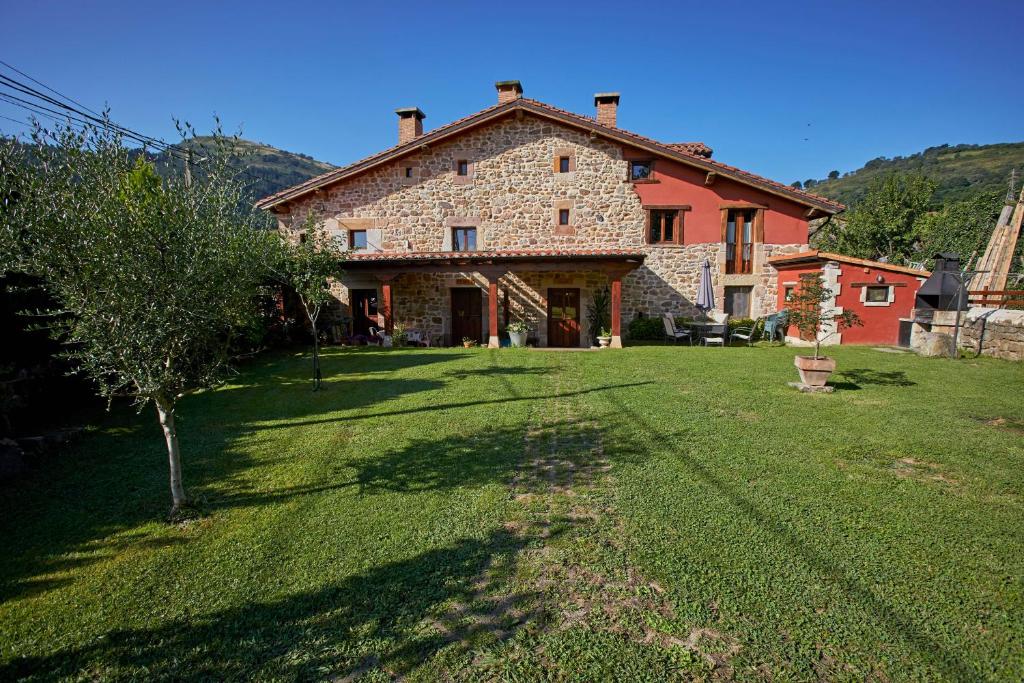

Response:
(0, 60), (269, 188)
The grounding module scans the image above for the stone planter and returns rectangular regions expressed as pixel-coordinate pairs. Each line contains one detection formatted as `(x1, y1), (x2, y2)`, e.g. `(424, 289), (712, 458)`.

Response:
(597, 336), (612, 348)
(793, 355), (836, 387)
(509, 330), (528, 348)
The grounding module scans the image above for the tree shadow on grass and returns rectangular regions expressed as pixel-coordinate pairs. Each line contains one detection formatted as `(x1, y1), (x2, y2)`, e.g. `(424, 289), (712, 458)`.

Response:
(0, 527), (548, 681)
(599, 392), (976, 681)
(836, 368), (916, 387)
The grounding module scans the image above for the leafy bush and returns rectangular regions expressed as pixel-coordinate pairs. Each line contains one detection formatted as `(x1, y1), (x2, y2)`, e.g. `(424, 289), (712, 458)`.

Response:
(627, 316), (692, 340)
(728, 318), (756, 333)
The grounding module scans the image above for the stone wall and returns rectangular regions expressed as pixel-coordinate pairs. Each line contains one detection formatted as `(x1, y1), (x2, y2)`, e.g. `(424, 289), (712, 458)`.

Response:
(279, 113), (807, 341)
(957, 308), (1024, 361)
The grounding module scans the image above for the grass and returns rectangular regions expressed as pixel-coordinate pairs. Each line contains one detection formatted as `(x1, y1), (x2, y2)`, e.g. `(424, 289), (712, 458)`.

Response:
(1, 345), (1022, 681)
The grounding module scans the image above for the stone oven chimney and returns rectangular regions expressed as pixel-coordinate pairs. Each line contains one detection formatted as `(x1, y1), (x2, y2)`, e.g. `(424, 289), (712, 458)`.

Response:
(594, 92), (620, 128)
(495, 80), (523, 104)
(395, 107), (425, 144)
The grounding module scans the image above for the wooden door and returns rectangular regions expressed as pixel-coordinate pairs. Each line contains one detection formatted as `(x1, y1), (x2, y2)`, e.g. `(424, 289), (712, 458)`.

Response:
(351, 289), (378, 336)
(451, 288), (482, 345)
(547, 288), (581, 347)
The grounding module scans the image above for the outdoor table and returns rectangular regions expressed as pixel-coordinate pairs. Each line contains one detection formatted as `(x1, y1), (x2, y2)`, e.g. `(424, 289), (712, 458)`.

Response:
(686, 321), (726, 344)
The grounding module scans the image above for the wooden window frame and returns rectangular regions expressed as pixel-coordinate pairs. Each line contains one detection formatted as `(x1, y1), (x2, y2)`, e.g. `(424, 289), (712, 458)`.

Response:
(451, 226), (477, 252)
(721, 207), (763, 274)
(558, 156), (571, 173)
(644, 205), (690, 245)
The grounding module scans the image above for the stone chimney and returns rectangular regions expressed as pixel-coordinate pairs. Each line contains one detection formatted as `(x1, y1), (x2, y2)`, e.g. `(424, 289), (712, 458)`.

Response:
(495, 80), (523, 104)
(594, 92), (620, 128)
(395, 107), (425, 144)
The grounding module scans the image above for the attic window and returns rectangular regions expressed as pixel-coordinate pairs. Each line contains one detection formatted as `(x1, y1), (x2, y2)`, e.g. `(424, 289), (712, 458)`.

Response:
(404, 167), (414, 178)
(630, 160), (653, 181)
(456, 160), (469, 176)
(558, 209), (570, 225)
(558, 156), (571, 173)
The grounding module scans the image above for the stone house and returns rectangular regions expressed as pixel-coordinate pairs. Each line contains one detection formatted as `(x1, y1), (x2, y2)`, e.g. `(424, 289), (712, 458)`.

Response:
(257, 81), (844, 347)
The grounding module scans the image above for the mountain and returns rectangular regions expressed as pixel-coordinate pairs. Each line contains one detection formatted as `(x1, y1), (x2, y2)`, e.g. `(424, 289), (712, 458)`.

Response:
(151, 136), (336, 202)
(800, 142), (1024, 207)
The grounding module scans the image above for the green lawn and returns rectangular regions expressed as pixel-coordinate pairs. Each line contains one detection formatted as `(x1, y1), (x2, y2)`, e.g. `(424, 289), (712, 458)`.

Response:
(1, 345), (1022, 681)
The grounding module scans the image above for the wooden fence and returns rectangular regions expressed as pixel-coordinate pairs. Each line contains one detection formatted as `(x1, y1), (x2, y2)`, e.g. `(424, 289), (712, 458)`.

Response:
(968, 290), (1024, 309)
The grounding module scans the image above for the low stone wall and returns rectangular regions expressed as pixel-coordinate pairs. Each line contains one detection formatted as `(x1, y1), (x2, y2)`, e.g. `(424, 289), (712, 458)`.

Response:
(958, 308), (1024, 361)
(913, 308), (1024, 361)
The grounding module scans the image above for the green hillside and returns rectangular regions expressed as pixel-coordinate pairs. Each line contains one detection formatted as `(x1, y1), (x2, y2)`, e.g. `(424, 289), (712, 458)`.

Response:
(800, 142), (1024, 207)
(151, 137), (336, 202)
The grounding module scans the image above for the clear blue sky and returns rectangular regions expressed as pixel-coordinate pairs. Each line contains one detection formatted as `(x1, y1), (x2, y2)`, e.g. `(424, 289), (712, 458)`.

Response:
(1, 0), (1021, 184)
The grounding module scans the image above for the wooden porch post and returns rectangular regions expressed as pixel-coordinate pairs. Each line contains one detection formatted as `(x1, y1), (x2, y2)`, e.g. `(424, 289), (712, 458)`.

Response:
(610, 274), (623, 348)
(380, 277), (394, 336)
(487, 279), (499, 348)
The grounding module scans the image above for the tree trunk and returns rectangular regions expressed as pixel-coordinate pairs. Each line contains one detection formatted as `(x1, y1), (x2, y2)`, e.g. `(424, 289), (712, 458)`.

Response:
(311, 319), (322, 391)
(155, 394), (187, 511)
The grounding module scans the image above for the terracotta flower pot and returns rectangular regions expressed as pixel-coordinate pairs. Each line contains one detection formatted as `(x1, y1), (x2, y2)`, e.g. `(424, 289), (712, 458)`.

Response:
(794, 355), (836, 387)
(463, 341), (473, 348)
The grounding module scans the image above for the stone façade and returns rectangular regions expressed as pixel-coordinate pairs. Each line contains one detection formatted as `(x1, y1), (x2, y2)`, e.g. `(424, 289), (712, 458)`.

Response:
(275, 113), (808, 345)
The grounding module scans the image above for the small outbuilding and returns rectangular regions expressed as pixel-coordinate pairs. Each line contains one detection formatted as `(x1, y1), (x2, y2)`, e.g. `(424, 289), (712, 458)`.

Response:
(768, 250), (930, 346)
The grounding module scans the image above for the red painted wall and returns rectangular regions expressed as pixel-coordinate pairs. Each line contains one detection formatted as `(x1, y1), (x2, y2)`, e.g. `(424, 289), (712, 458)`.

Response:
(626, 150), (810, 245)
(775, 262), (926, 345)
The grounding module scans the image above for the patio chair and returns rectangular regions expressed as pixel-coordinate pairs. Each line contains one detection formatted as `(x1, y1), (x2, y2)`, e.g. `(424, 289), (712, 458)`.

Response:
(662, 314), (691, 344)
(702, 312), (728, 347)
(729, 317), (765, 346)
(762, 309), (789, 344)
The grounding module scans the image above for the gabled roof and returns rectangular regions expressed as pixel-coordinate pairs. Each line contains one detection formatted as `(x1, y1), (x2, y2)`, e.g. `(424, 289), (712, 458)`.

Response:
(768, 250), (930, 277)
(256, 97), (844, 214)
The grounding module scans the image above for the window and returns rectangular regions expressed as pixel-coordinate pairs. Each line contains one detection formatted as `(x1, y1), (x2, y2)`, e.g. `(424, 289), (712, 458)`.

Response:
(629, 160), (652, 181)
(725, 209), (756, 274)
(558, 209), (570, 226)
(648, 209), (679, 244)
(452, 227), (477, 251)
(558, 156), (571, 173)
(404, 166), (414, 178)
(725, 286), (752, 318)
(865, 286), (888, 303)
(349, 230), (367, 251)
(456, 160), (469, 176)
(783, 285), (795, 302)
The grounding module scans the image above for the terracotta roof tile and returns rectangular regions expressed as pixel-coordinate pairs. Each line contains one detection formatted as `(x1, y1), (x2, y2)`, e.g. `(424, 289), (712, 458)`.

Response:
(346, 247), (646, 263)
(663, 142), (713, 158)
(768, 249), (930, 277)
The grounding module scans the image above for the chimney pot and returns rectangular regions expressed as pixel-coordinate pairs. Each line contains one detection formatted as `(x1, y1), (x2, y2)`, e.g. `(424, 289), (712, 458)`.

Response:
(495, 80), (523, 104)
(395, 107), (425, 144)
(594, 92), (620, 128)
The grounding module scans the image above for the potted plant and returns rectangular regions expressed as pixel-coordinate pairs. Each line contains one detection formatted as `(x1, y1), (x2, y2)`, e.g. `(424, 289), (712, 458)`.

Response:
(596, 327), (612, 348)
(787, 272), (862, 387)
(462, 336), (477, 349)
(507, 321), (529, 348)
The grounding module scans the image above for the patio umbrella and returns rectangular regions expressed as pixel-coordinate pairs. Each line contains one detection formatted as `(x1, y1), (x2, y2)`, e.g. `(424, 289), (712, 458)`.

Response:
(696, 259), (715, 312)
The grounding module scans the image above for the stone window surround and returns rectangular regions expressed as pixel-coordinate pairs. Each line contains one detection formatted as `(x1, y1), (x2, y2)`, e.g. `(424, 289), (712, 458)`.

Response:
(553, 199), (574, 235)
(453, 158), (475, 185)
(443, 216), (484, 250)
(860, 283), (896, 306)
(337, 217), (383, 252)
(553, 147), (577, 174)
(398, 159), (420, 185)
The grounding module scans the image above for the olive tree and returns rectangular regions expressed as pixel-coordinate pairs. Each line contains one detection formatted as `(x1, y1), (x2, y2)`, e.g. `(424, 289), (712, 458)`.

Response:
(0, 120), (276, 514)
(275, 214), (343, 391)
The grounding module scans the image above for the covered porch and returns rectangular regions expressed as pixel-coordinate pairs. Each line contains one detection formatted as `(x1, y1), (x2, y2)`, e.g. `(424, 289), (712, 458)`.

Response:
(340, 249), (645, 348)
